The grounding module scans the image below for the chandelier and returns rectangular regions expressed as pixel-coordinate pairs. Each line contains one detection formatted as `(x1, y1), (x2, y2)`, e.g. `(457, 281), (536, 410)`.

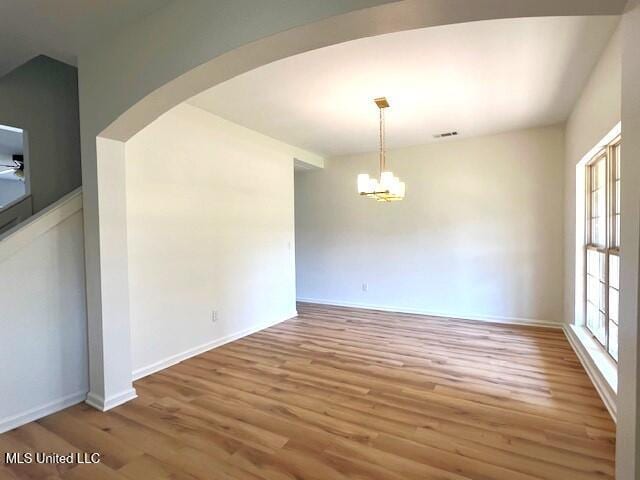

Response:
(357, 97), (405, 202)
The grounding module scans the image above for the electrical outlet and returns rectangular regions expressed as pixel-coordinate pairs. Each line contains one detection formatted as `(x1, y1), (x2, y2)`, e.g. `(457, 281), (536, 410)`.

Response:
(212, 310), (218, 322)
(362, 283), (368, 292)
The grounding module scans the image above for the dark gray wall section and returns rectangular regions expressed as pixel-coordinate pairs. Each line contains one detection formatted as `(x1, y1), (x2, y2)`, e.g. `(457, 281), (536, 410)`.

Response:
(0, 55), (81, 213)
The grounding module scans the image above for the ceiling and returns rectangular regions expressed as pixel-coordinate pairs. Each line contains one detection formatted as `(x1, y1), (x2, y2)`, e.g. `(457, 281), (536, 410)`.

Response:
(0, 0), (170, 75)
(190, 15), (619, 157)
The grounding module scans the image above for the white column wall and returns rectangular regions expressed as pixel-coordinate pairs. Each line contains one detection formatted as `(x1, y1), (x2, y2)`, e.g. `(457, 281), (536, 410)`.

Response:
(616, 1), (640, 477)
(83, 138), (136, 410)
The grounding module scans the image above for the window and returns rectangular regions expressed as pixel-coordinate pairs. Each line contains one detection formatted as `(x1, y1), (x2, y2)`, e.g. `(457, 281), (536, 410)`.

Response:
(585, 136), (621, 361)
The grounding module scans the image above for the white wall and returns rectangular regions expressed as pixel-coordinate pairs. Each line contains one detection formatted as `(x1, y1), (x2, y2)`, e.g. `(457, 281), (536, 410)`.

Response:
(617, 1), (640, 477)
(0, 190), (87, 432)
(125, 104), (298, 377)
(564, 25), (621, 324)
(296, 125), (565, 325)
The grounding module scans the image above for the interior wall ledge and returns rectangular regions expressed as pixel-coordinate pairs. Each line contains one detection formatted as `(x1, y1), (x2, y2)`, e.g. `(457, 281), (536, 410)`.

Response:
(0, 187), (82, 262)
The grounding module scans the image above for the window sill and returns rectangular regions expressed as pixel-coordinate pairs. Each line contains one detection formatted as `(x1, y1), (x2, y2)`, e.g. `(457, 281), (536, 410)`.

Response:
(565, 324), (617, 420)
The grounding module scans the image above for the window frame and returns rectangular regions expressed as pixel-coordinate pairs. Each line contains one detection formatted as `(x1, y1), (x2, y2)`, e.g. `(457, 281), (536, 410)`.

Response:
(584, 135), (621, 361)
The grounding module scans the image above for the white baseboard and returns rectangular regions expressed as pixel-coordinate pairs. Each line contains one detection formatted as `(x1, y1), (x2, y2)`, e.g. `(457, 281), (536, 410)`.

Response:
(85, 387), (138, 412)
(296, 298), (561, 329)
(132, 311), (298, 381)
(563, 324), (617, 422)
(0, 390), (87, 433)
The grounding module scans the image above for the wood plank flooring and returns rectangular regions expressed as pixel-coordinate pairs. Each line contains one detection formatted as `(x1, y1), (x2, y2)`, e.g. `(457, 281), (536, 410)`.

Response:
(1, 303), (615, 479)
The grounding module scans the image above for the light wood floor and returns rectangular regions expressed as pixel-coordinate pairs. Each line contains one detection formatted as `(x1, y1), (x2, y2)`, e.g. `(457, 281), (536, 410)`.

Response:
(1, 303), (615, 480)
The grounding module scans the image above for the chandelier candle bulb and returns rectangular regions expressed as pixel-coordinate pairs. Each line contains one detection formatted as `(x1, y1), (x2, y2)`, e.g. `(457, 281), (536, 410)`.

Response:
(357, 173), (371, 194)
(380, 171), (394, 190)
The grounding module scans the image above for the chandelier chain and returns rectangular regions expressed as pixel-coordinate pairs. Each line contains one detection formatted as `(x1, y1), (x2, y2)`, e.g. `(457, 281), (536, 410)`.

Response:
(379, 105), (385, 175)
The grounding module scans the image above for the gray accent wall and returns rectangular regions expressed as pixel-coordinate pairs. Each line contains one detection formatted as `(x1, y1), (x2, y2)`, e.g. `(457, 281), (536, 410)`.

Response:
(0, 55), (81, 214)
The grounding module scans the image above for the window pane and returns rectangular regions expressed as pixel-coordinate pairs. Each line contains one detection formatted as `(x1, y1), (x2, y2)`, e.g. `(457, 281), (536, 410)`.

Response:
(587, 276), (597, 305)
(586, 251), (606, 285)
(599, 281), (607, 313)
(609, 321), (618, 361)
(610, 287), (619, 325)
(586, 249), (607, 345)
(587, 250), (598, 275)
(598, 158), (606, 184)
(587, 302), (599, 335)
(595, 312), (606, 345)
(592, 157), (606, 190)
(610, 255), (619, 289)
(598, 215), (605, 246)
(598, 188), (606, 218)
(612, 144), (621, 248)
(590, 187), (606, 246)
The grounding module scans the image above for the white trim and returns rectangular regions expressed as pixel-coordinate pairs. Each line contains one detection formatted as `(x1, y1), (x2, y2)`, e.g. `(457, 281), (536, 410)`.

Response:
(296, 298), (561, 329)
(576, 122), (621, 169)
(0, 390), (87, 433)
(563, 324), (617, 422)
(132, 311), (298, 381)
(85, 388), (138, 412)
(0, 187), (82, 261)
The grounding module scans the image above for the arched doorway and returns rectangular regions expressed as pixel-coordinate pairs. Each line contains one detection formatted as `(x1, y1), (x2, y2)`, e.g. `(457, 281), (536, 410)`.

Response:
(79, 0), (627, 444)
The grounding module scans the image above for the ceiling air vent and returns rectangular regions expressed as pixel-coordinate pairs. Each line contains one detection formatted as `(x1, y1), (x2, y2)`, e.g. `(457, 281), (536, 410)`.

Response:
(433, 131), (459, 139)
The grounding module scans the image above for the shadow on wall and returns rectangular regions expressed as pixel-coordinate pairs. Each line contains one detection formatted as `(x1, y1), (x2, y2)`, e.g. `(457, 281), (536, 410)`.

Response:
(0, 55), (81, 237)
